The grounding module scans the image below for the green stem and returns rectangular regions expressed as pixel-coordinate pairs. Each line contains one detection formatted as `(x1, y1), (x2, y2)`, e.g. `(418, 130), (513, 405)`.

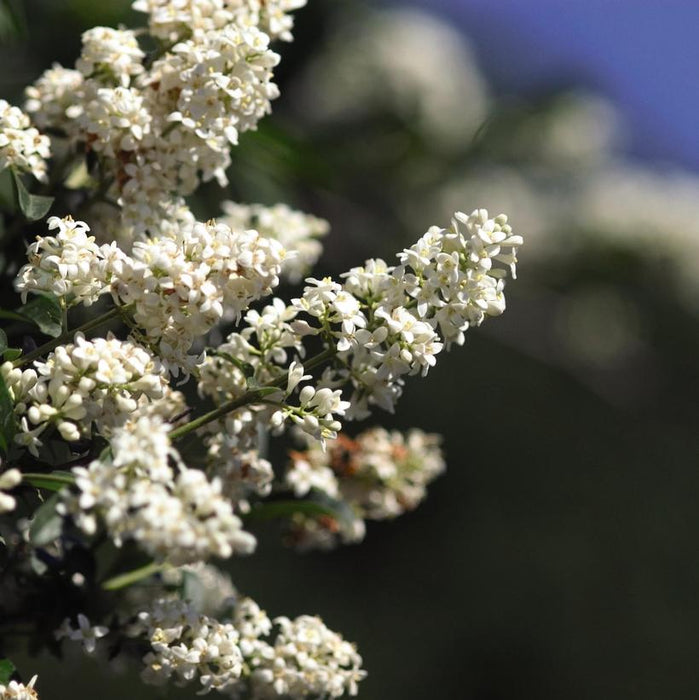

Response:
(14, 305), (122, 368)
(170, 346), (336, 442)
(102, 561), (171, 591)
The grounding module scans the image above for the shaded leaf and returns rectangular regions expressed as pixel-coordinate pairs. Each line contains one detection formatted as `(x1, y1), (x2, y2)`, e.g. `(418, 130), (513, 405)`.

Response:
(0, 327), (6, 355)
(23, 472), (75, 492)
(29, 492), (63, 546)
(0, 371), (15, 454)
(245, 498), (341, 522)
(3, 348), (21, 361)
(0, 658), (15, 685)
(12, 169), (53, 221)
(19, 294), (62, 337)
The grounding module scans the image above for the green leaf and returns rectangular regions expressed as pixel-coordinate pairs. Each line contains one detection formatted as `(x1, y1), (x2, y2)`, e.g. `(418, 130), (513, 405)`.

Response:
(19, 294), (62, 337)
(0, 327), (7, 355)
(29, 493), (63, 546)
(12, 169), (53, 221)
(0, 371), (15, 454)
(3, 348), (21, 361)
(0, 658), (15, 685)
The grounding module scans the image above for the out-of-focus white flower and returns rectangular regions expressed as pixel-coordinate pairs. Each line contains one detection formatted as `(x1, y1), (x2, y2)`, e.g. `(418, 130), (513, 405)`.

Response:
(0, 466), (22, 513)
(24, 64), (85, 133)
(293, 6), (489, 148)
(55, 613), (109, 654)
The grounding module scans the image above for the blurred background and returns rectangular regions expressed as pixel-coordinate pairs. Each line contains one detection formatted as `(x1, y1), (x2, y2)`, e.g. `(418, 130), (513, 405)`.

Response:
(3, 0), (699, 697)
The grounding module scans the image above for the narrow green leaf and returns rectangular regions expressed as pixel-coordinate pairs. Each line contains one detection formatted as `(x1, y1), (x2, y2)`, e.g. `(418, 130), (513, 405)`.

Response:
(19, 294), (62, 337)
(12, 169), (53, 221)
(102, 561), (169, 591)
(0, 328), (7, 355)
(0, 658), (15, 685)
(29, 492), (63, 546)
(245, 499), (340, 522)
(3, 348), (21, 361)
(23, 472), (75, 492)
(0, 371), (15, 454)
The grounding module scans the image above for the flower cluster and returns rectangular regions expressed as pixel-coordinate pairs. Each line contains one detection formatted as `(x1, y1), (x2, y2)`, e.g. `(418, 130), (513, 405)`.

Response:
(128, 596), (244, 692)
(61, 415), (256, 564)
(14, 216), (118, 307)
(220, 201), (329, 283)
(2, 334), (170, 455)
(22, 0), (304, 240)
(126, 595), (364, 698)
(0, 676), (39, 700)
(0, 100), (50, 182)
(286, 427), (445, 549)
(133, 0), (307, 43)
(293, 209), (522, 418)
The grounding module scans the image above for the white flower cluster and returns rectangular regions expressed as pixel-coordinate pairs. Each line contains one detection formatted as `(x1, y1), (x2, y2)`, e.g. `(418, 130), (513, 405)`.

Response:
(0, 99), (50, 182)
(55, 613), (109, 654)
(220, 201), (329, 283)
(127, 595), (364, 698)
(0, 676), (38, 700)
(250, 614), (365, 698)
(133, 0), (307, 42)
(14, 216), (118, 306)
(76, 27), (145, 87)
(2, 334), (169, 455)
(0, 466), (22, 513)
(111, 219), (286, 370)
(128, 596), (245, 693)
(294, 209), (522, 417)
(287, 427), (445, 525)
(61, 415), (256, 564)
(23, 1), (295, 239)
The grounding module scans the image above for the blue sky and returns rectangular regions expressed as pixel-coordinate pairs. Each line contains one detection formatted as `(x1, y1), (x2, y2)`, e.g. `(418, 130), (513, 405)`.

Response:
(405, 0), (699, 170)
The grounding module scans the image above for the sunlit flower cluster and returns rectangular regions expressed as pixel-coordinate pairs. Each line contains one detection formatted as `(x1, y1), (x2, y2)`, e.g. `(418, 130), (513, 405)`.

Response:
(0, 100), (50, 182)
(220, 201), (329, 283)
(61, 415), (256, 564)
(2, 334), (169, 455)
(0, 676), (39, 700)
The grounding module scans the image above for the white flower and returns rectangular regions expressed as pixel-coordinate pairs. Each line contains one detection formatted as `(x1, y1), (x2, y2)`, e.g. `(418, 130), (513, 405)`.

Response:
(55, 613), (109, 654)
(24, 64), (84, 132)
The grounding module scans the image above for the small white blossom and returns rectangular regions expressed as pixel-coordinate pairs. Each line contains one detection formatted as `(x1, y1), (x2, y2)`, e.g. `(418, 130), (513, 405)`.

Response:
(0, 466), (22, 513)
(55, 613), (109, 654)
(0, 675), (39, 700)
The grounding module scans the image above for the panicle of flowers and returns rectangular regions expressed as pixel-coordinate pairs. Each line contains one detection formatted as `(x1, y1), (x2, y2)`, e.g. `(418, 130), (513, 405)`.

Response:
(2, 334), (169, 455)
(133, 0), (307, 43)
(60, 414), (256, 564)
(0, 100), (50, 182)
(110, 218), (286, 371)
(0, 464), (22, 513)
(14, 215), (119, 306)
(0, 675), (39, 700)
(293, 209), (522, 418)
(127, 596), (245, 693)
(287, 427), (445, 530)
(249, 614), (366, 698)
(220, 201), (329, 283)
